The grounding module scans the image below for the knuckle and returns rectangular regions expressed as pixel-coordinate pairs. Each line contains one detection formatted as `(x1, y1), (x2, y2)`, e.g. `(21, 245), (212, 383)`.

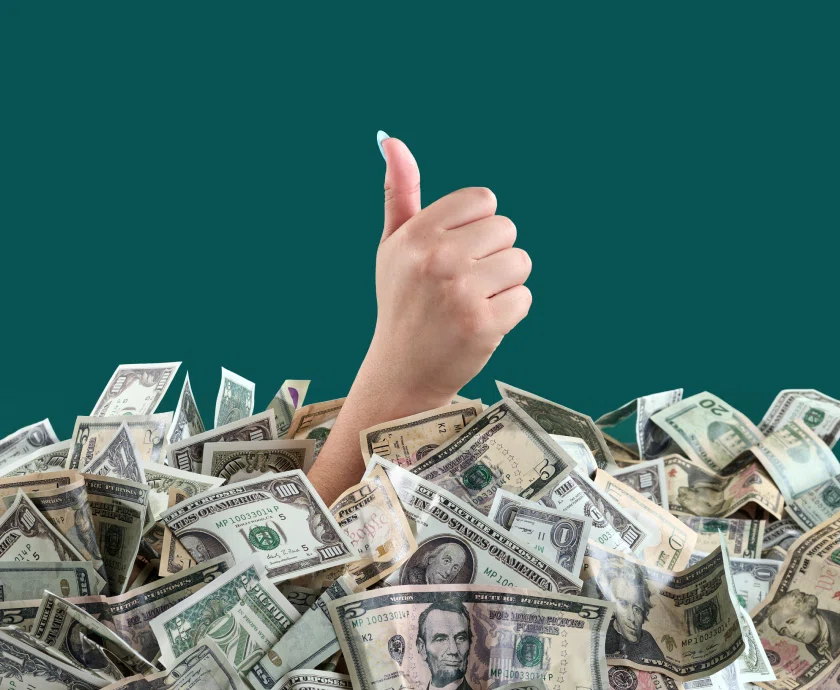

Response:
(510, 247), (532, 275)
(495, 216), (517, 245)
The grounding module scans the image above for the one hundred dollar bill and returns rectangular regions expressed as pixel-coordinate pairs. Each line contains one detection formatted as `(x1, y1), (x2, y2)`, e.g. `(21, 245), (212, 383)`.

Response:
(0, 417), (59, 468)
(550, 434), (599, 475)
(488, 488), (592, 575)
(596, 388), (684, 460)
(663, 454), (785, 519)
(215, 367), (255, 428)
(81, 422), (146, 484)
(141, 461), (224, 520)
(159, 470), (355, 582)
(201, 440), (316, 483)
(91, 362), (181, 417)
(760, 389), (840, 447)
(68, 413), (172, 468)
(409, 399), (577, 514)
(286, 397), (345, 460)
(497, 380), (617, 470)
(166, 371), (205, 445)
(359, 401), (482, 467)
(0, 439), (71, 477)
(365, 456), (582, 592)
(150, 556), (300, 673)
(678, 516), (765, 558)
(166, 410), (277, 473)
(330, 583), (614, 690)
(687, 551), (780, 612)
(787, 474), (840, 530)
(0, 561), (102, 600)
(609, 458), (669, 510)
(650, 392), (763, 472)
(268, 379), (310, 437)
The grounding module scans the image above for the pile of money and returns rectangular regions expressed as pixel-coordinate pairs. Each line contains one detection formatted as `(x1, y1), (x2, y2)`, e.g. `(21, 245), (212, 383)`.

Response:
(1, 366), (838, 690)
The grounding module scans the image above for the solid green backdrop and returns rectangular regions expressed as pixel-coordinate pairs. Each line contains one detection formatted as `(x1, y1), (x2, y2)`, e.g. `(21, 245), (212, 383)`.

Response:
(0, 2), (837, 442)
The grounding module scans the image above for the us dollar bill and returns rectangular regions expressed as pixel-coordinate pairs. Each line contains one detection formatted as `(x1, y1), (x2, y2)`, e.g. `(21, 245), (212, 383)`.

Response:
(142, 461), (224, 521)
(365, 456), (582, 592)
(104, 639), (250, 690)
(266, 670), (352, 690)
(488, 488), (592, 575)
(609, 458), (669, 510)
(91, 362), (181, 417)
(607, 666), (678, 690)
(687, 552), (780, 612)
(150, 556), (300, 673)
(166, 371), (205, 445)
(68, 413), (172, 468)
(303, 464), (417, 590)
(160, 470), (355, 582)
(33, 590), (156, 681)
(278, 583), (319, 615)
(787, 474), (840, 530)
(663, 454), (785, 519)
(678, 516), (765, 558)
(500, 681), (549, 690)
(359, 401), (483, 467)
(247, 576), (355, 689)
(550, 434), (599, 475)
(540, 467), (648, 554)
(497, 380), (617, 470)
(760, 389), (840, 447)
(650, 392), (763, 472)
(81, 422), (146, 484)
(268, 379), (310, 437)
(762, 518), (803, 551)
(286, 398), (345, 460)
(0, 627), (105, 690)
(596, 389), (684, 460)
(592, 469), (697, 570)
(85, 474), (149, 594)
(749, 419), (838, 503)
(0, 561), (102, 600)
(0, 418), (59, 467)
(751, 514), (840, 690)
(0, 439), (71, 477)
(602, 431), (641, 466)
(330, 583), (614, 690)
(201, 440), (315, 483)
(215, 367), (255, 427)
(409, 399), (577, 514)
(166, 410), (277, 473)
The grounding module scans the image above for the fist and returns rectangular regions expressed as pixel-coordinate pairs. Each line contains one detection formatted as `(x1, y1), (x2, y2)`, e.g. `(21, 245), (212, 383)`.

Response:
(370, 134), (532, 405)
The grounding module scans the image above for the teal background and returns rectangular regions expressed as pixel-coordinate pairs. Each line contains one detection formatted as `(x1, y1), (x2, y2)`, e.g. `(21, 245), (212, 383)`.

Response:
(1, 3), (837, 441)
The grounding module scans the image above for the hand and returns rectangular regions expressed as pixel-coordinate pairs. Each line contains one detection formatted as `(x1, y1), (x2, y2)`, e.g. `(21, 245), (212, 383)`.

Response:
(368, 134), (532, 406)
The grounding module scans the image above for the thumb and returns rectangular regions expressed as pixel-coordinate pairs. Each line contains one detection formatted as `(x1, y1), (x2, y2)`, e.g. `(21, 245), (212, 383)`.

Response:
(379, 131), (421, 241)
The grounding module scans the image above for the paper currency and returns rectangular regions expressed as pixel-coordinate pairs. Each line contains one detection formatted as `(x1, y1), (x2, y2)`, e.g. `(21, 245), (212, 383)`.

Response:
(500, 682), (549, 690)
(201, 440), (316, 483)
(166, 410), (278, 473)
(650, 392), (763, 471)
(596, 389), (684, 459)
(488, 488), (592, 575)
(409, 399), (577, 514)
(762, 518), (804, 551)
(0, 418), (59, 467)
(0, 468), (78, 496)
(687, 552), (780, 612)
(104, 639), (250, 690)
(279, 583), (319, 615)
(215, 367), (255, 427)
(366, 456), (582, 592)
(0, 561), (102, 600)
(497, 380), (617, 470)
(760, 389), (840, 447)
(610, 459), (669, 510)
(749, 420), (838, 503)
(678, 516), (765, 558)
(142, 461), (224, 520)
(158, 487), (195, 576)
(664, 454), (785, 519)
(751, 514), (840, 690)
(166, 371), (205, 444)
(268, 380), (310, 437)
(550, 434), (599, 475)
(91, 362), (181, 417)
(68, 413), (172, 468)
(359, 401), (483, 467)
(0, 439), (71, 477)
(160, 471), (355, 582)
(266, 669), (352, 690)
(150, 556), (300, 673)
(603, 432), (641, 466)
(540, 467), (649, 554)
(306, 464), (416, 589)
(286, 397), (345, 460)
(330, 584), (614, 690)
(81, 422), (146, 484)
(787, 475), (840, 530)
(85, 475), (149, 594)
(593, 469), (697, 570)
(247, 576), (355, 688)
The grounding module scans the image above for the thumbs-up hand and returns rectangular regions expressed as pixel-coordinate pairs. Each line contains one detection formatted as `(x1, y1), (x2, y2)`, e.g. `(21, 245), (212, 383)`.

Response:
(372, 132), (532, 404)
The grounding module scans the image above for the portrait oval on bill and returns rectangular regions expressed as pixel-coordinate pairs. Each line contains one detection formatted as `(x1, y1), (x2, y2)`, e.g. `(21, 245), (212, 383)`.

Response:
(400, 536), (476, 587)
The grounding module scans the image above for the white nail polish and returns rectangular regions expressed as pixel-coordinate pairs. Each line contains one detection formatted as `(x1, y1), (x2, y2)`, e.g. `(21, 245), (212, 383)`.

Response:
(377, 130), (389, 160)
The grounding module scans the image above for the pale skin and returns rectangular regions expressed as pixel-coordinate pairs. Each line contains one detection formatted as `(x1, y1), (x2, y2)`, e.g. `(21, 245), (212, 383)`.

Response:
(307, 135), (532, 505)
